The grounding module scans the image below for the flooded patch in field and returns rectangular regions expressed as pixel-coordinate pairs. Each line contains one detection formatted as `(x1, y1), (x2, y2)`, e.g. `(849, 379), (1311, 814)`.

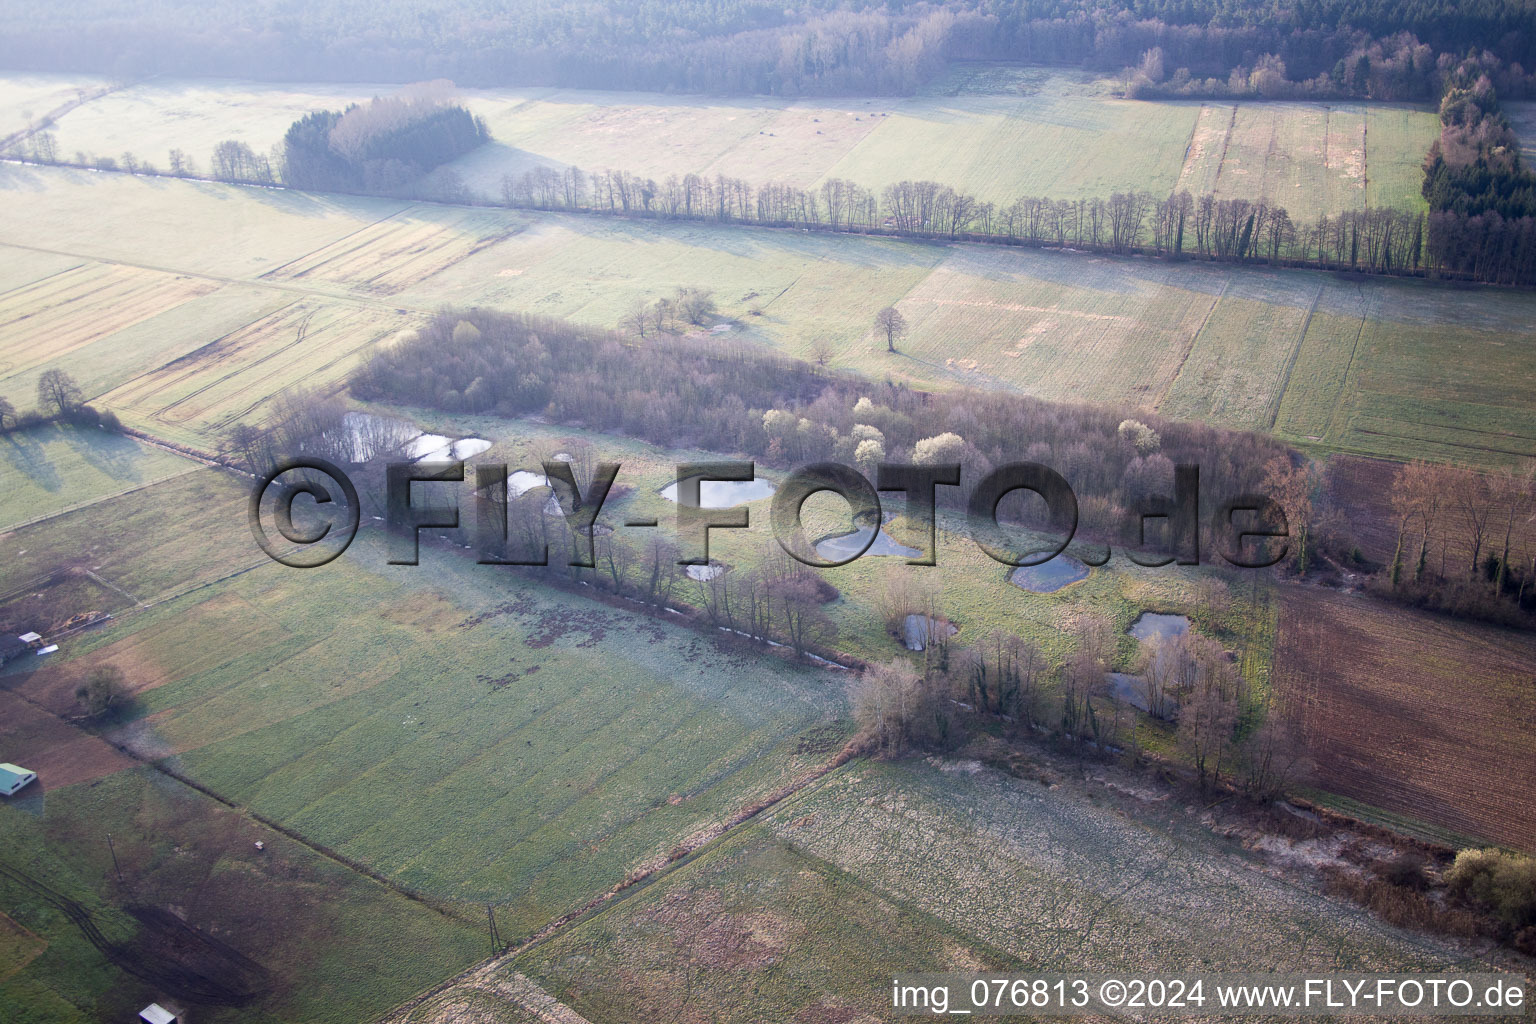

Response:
(404, 433), (453, 460)
(686, 563), (725, 582)
(1007, 555), (1089, 593)
(337, 413), (492, 463)
(507, 470), (551, 495)
(660, 477), (776, 508)
(410, 436), (492, 461)
(1129, 612), (1190, 642)
(505, 470), (566, 516)
(814, 524), (922, 562)
(902, 614), (957, 651)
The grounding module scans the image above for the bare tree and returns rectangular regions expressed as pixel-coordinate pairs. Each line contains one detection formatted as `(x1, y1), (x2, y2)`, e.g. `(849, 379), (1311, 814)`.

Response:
(1392, 459), (1447, 581)
(850, 659), (926, 754)
(75, 665), (131, 720)
(1237, 702), (1313, 799)
(30, 131), (57, 164)
(1174, 635), (1245, 790)
(674, 287), (716, 325)
(1262, 455), (1316, 574)
(1178, 673), (1239, 791)
(772, 573), (835, 656)
(810, 337), (835, 368)
(1447, 466), (1496, 579)
(37, 368), (84, 416)
(1489, 464), (1536, 593)
(650, 297), (672, 335)
(874, 306), (907, 353)
(621, 299), (650, 338)
(222, 423), (274, 477)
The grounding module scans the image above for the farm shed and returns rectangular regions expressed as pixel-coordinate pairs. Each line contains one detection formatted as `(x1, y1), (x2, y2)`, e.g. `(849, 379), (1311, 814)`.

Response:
(0, 763), (37, 796)
(139, 1004), (178, 1024)
(0, 635), (33, 666)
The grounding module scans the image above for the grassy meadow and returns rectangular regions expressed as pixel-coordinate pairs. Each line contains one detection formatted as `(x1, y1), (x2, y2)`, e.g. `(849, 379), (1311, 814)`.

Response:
(0, 765), (486, 1024)
(0, 458), (854, 1016)
(0, 69), (1438, 222)
(398, 756), (1485, 1023)
(0, 423), (197, 531)
(5, 164), (1535, 465)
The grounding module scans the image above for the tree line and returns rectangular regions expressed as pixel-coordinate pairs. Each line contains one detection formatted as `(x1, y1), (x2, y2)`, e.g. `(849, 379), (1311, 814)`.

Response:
(23, 111), (1536, 285)
(1382, 459), (1536, 624)
(500, 163), (1536, 285)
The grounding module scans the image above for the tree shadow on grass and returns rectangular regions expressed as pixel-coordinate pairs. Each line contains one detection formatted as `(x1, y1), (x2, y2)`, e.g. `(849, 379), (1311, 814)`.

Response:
(62, 425), (142, 483)
(1, 428), (60, 493)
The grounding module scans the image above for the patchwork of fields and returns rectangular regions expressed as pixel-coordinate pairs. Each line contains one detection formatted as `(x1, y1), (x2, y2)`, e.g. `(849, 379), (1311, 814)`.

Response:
(0, 459), (851, 1018)
(0, 68), (1531, 1024)
(402, 758), (1481, 1022)
(0, 69), (1437, 222)
(3, 166), (1533, 464)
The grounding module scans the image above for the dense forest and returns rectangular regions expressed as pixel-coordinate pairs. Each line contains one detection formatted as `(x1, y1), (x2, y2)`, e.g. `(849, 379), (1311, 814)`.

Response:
(2, 0), (1535, 98)
(280, 83), (489, 193)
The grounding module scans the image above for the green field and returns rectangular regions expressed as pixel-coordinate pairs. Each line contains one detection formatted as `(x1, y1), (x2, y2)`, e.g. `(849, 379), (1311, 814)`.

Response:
(0, 69), (1437, 223)
(0, 459), (854, 1016)
(4, 166), (1533, 464)
(0, 766), (485, 1024)
(0, 424), (197, 531)
(402, 757), (1484, 1022)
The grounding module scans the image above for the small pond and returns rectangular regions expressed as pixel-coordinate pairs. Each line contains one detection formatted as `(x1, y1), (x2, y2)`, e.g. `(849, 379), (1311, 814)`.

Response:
(410, 436), (492, 461)
(659, 477), (777, 508)
(686, 564), (725, 582)
(902, 614), (957, 651)
(1128, 612), (1190, 642)
(1007, 554), (1089, 593)
(814, 525), (922, 562)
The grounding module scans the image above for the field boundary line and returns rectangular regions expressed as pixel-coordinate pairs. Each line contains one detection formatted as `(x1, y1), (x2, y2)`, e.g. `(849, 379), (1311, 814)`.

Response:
(1210, 103), (1238, 190)
(1265, 280), (1323, 430)
(0, 464), (201, 535)
(1155, 276), (1228, 409)
(375, 743), (867, 1024)
(1320, 284), (1369, 445)
(4, 158), (1486, 288)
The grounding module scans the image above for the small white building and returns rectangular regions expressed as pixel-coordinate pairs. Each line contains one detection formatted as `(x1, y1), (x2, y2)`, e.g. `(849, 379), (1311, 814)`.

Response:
(139, 1004), (179, 1024)
(0, 763), (37, 796)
